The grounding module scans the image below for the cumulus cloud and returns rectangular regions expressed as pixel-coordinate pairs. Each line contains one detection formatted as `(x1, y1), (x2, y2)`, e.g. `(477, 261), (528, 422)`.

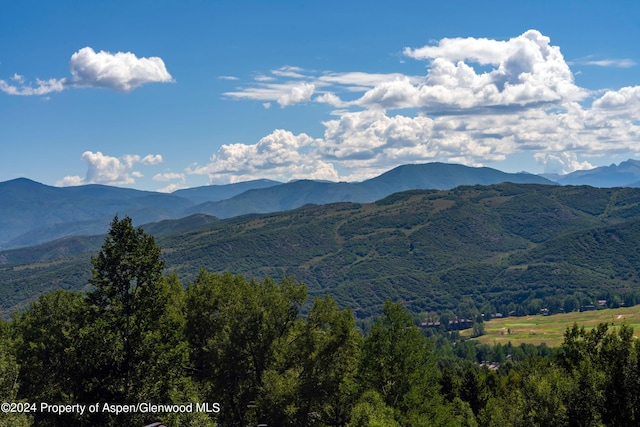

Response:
(46, 30), (640, 186)
(123, 154), (164, 167)
(188, 129), (339, 184)
(592, 86), (640, 118)
(1, 47), (173, 96)
(153, 172), (187, 193)
(534, 152), (595, 174)
(277, 82), (315, 107)
(67, 47), (173, 91)
(319, 109), (517, 180)
(214, 29), (640, 183)
(386, 30), (588, 111)
(57, 151), (163, 186)
(225, 31), (588, 114)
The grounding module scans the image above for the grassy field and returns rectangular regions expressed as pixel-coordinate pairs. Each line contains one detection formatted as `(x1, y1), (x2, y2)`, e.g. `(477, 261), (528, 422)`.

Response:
(461, 306), (640, 347)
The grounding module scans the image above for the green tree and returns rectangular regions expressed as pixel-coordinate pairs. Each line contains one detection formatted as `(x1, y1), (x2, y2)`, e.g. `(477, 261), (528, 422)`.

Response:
(347, 390), (400, 427)
(82, 216), (192, 426)
(257, 295), (362, 426)
(14, 290), (87, 426)
(0, 320), (32, 427)
(358, 301), (453, 426)
(87, 215), (165, 398)
(185, 271), (306, 426)
(598, 323), (639, 426)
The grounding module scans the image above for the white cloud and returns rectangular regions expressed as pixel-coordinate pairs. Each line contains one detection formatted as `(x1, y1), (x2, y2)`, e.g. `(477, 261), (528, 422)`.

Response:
(122, 154), (163, 168)
(224, 79), (320, 107)
(0, 77), (65, 96)
(318, 109), (518, 180)
(212, 30), (640, 183)
(534, 152), (595, 174)
(317, 71), (420, 92)
(315, 92), (347, 107)
(385, 30), (588, 112)
(156, 182), (187, 193)
(57, 151), (163, 186)
(11, 73), (25, 83)
(188, 129), (338, 184)
(277, 82), (315, 107)
(153, 172), (187, 192)
(1, 47), (173, 96)
(141, 154), (164, 165)
(153, 172), (185, 181)
(224, 67), (421, 108)
(225, 31), (587, 115)
(572, 57), (636, 68)
(67, 47), (174, 92)
(592, 86), (640, 117)
(271, 66), (308, 79)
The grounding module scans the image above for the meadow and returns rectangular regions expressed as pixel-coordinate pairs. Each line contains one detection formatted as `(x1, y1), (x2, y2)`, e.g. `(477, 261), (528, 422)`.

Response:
(462, 305), (640, 347)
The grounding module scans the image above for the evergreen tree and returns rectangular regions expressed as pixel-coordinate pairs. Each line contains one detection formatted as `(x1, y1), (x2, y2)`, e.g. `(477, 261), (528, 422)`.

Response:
(82, 216), (191, 426)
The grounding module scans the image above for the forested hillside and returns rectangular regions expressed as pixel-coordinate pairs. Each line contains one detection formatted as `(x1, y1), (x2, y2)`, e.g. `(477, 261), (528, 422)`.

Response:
(3, 216), (640, 426)
(0, 162), (552, 249)
(3, 183), (640, 319)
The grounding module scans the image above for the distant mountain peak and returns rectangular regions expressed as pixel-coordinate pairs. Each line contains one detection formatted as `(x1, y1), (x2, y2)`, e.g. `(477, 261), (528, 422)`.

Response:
(545, 159), (640, 187)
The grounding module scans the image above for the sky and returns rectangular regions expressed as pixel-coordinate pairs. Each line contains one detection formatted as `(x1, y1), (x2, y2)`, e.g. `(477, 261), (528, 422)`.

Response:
(1, 0), (639, 192)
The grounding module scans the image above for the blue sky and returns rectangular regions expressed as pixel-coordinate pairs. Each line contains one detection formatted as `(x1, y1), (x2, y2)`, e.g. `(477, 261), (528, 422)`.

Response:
(1, 0), (639, 191)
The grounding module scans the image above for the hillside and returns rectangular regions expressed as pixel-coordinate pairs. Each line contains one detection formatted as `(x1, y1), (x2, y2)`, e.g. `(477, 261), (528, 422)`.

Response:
(4, 183), (640, 319)
(0, 178), (272, 249)
(0, 162), (553, 248)
(184, 163), (554, 218)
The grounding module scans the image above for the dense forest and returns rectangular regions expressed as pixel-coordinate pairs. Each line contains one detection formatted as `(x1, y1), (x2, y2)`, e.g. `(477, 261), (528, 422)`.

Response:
(7, 184), (640, 321)
(1, 216), (640, 426)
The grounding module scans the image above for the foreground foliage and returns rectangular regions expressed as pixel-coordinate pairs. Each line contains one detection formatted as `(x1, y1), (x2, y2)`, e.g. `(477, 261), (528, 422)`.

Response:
(5, 216), (640, 426)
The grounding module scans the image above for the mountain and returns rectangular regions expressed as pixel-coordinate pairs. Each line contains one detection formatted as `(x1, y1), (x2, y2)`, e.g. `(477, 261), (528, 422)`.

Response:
(0, 178), (277, 249)
(4, 183), (640, 319)
(542, 159), (640, 187)
(0, 162), (554, 248)
(0, 178), (193, 248)
(173, 179), (280, 204)
(357, 162), (554, 198)
(184, 163), (555, 218)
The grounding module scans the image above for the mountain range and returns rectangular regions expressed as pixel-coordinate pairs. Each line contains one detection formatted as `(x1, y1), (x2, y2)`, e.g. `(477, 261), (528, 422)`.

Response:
(4, 159), (640, 318)
(3, 182), (640, 319)
(4, 160), (640, 251)
(1, 162), (555, 249)
(541, 159), (640, 187)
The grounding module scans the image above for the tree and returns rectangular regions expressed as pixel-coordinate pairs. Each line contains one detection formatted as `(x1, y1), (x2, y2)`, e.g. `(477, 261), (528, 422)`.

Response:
(0, 320), (32, 427)
(358, 301), (454, 426)
(257, 295), (362, 426)
(347, 390), (400, 427)
(82, 216), (191, 426)
(14, 290), (88, 426)
(185, 271), (307, 426)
